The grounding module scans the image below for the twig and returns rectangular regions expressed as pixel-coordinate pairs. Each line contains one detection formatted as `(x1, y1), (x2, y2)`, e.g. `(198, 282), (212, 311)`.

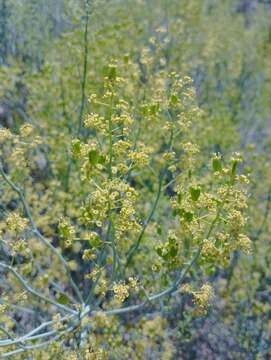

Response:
(0, 164), (83, 304)
(126, 170), (165, 265)
(0, 263), (76, 315)
(77, 0), (90, 137)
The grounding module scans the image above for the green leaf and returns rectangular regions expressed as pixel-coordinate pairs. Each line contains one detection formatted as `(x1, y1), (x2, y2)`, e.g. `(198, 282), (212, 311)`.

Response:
(169, 244), (178, 258)
(155, 246), (162, 256)
(88, 234), (102, 248)
(88, 150), (99, 165)
(183, 211), (194, 222)
(99, 154), (106, 164)
(189, 186), (201, 201)
(205, 265), (216, 276)
(177, 193), (183, 203)
(161, 273), (169, 286)
(71, 140), (81, 159)
(170, 94), (178, 104)
(57, 293), (69, 305)
(108, 65), (117, 81)
(231, 160), (238, 175)
(123, 54), (129, 64)
(212, 158), (222, 172)
(149, 103), (159, 115)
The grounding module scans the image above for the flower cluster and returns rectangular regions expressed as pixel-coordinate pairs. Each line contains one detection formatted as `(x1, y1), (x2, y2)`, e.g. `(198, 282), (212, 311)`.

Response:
(58, 217), (76, 247)
(6, 213), (28, 234)
(112, 282), (129, 303)
(181, 283), (213, 315)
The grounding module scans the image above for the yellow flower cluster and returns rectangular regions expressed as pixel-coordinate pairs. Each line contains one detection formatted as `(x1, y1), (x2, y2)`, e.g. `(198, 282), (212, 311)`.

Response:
(112, 282), (129, 303)
(6, 213), (28, 233)
(84, 113), (106, 134)
(0, 304), (8, 314)
(128, 277), (139, 292)
(10, 239), (28, 257)
(141, 315), (166, 337)
(181, 283), (214, 315)
(84, 348), (108, 360)
(237, 234), (252, 255)
(0, 128), (13, 143)
(115, 195), (141, 242)
(86, 267), (100, 281)
(80, 187), (108, 227)
(112, 113), (134, 127)
(127, 149), (150, 167)
(82, 249), (97, 261)
(113, 140), (132, 157)
(20, 123), (34, 137)
(227, 209), (246, 233)
(201, 239), (220, 258)
(192, 284), (213, 315)
(181, 141), (200, 169)
(92, 311), (111, 329)
(52, 313), (64, 330)
(163, 151), (176, 162)
(80, 178), (141, 246)
(58, 217), (76, 247)
(96, 278), (108, 297)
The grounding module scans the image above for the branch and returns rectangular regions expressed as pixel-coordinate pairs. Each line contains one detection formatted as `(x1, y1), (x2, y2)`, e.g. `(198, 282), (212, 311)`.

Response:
(126, 169), (165, 266)
(77, 0), (90, 137)
(0, 314), (73, 347)
(0, 325), (75, 358)
(0, 263), (76, 315)
(0, 164), (83, 304)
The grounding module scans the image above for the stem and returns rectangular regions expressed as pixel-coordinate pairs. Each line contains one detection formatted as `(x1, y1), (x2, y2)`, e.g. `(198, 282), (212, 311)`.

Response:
(64, 0), (90, 203)
(125, 120), (174, 266)
(126, 170), (165, 266)
(0, 326), (26, 351)
(0, 326), (75, 358)
(77, 0), (90, 137)
(108, 93), (114, 179)
(107, 91), (118, 280)
(0, 263), (76, 315)
(0, 165), (83, 304)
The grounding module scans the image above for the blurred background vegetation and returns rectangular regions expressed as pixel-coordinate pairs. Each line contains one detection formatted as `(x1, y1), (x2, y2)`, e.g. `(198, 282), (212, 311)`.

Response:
(0, 0), (271, 359)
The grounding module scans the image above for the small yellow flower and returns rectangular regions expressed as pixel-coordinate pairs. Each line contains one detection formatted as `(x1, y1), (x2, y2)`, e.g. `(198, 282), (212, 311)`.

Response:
(112, 283), (129, 302)
(6, 213), (28, 233)
(238, 234), (252, 255)
(20, 124), (34, 137)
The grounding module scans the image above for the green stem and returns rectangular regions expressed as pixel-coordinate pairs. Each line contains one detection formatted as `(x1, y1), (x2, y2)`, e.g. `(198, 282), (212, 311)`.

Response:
(108, 93), (114, 179)
(125, 124), (174, 266)
(77, 0), (90, 137)
(126, 170), (165, 266)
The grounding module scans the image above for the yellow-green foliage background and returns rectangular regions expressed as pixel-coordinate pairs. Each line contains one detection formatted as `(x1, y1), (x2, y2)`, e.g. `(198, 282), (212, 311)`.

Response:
(0, 0), (271, 359)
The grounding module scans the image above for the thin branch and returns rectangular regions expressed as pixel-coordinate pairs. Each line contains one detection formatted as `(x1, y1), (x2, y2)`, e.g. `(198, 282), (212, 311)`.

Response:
(0, 314), (73, 347)
(0, 164), (83, 304)
(126, 170), (165, 266)
(0, 326), (26, 353)
(0, 241), (203, 355)
(0, 326), (75, 358)
(77, 0), (90, 137)
(0, 263), (75, 315)
(126, 121), (174, 266)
